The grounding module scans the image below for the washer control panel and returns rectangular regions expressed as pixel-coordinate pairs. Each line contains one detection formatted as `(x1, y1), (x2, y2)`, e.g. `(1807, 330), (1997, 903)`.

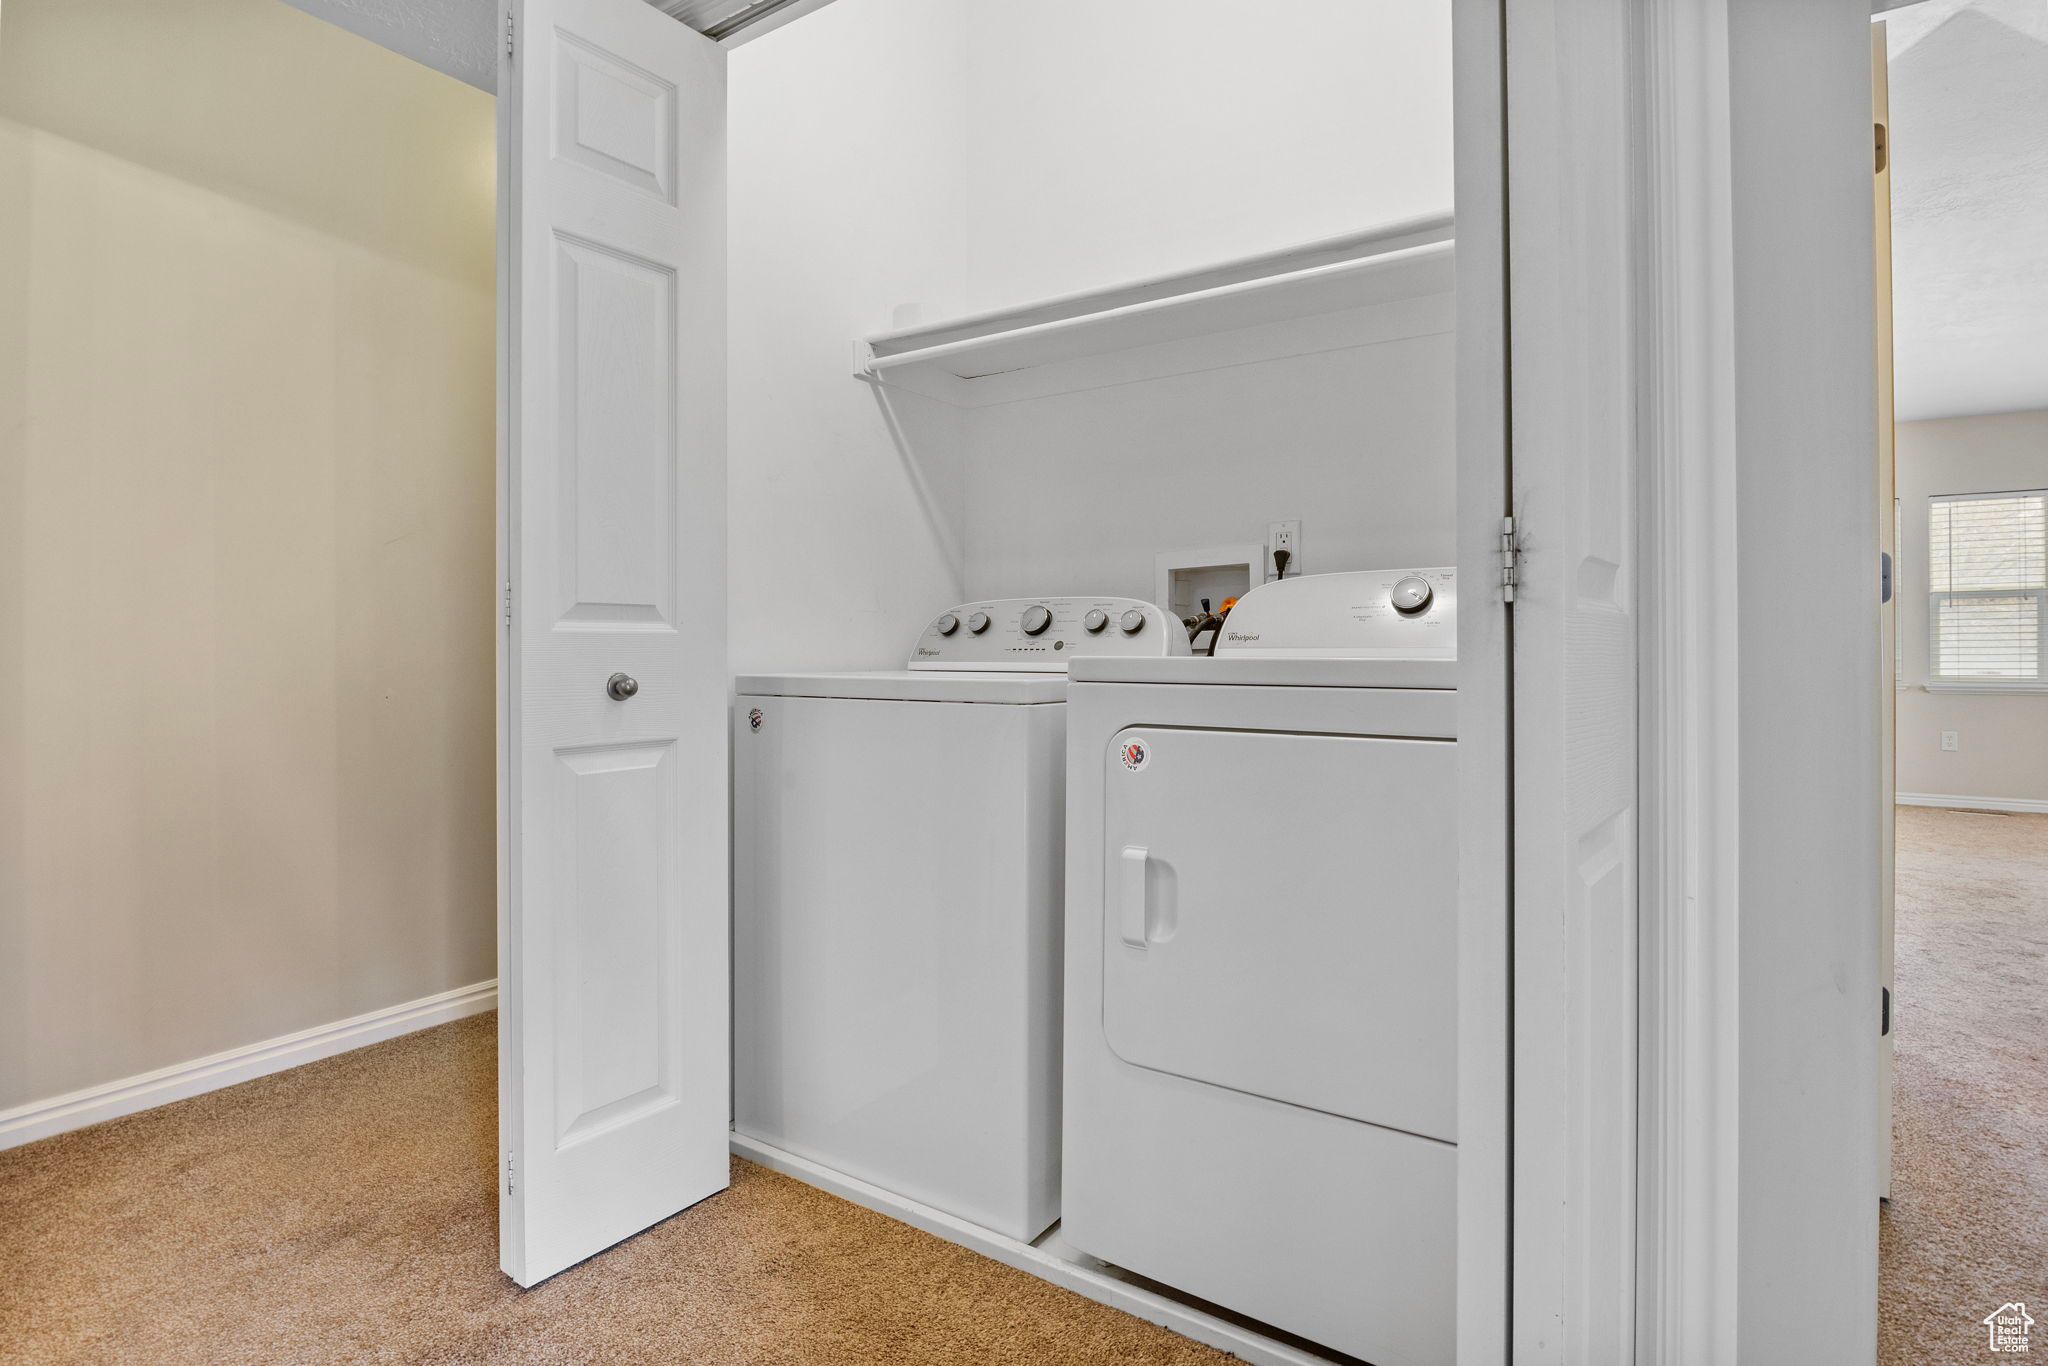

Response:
(909, 597), (1191, 671)
(1214, 567), (1457, 659)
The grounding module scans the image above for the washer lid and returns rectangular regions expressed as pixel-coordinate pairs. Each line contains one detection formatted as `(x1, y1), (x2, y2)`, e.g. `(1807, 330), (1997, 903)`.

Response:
(734, 670), (1067, 704)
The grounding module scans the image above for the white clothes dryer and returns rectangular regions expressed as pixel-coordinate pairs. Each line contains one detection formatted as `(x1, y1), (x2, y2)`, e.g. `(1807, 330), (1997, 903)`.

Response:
(1061, 567), (1459, 1366)
(733, 597), (1186, 1242)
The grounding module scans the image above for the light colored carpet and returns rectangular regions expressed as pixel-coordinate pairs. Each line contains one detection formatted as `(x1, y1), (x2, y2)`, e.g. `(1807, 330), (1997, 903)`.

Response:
(0, 1014), (1231, 1366)
(10, 808), (2033, 1363)
(1880, 805), (2048, 1364)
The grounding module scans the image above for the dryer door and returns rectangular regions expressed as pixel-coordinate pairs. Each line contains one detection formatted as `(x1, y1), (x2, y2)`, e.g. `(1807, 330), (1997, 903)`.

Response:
(1101, 726), (1456, 1143)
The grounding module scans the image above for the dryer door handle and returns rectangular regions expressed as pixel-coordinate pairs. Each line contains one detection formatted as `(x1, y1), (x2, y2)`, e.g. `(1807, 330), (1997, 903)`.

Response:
(1118, 845), (1150, 948)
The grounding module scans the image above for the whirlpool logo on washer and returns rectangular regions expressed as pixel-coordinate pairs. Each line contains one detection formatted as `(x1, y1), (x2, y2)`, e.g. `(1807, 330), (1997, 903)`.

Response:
(1119, 738), (1150, 772)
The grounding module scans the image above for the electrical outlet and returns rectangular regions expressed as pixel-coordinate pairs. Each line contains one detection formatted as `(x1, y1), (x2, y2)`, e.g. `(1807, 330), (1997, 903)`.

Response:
(1940, 730), (1959, 752)
(1268, 520), (1301, 580)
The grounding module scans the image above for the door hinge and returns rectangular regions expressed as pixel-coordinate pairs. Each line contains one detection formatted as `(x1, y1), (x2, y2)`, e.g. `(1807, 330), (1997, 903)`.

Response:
(505, 1151), (516, 1196)
(1874, 121), (1887, 175)
(1881, 986), (1891, 1037)
(505, 11), (515, 58)
(503, 579), (513, 626)
(1500, 515), (1520, 603)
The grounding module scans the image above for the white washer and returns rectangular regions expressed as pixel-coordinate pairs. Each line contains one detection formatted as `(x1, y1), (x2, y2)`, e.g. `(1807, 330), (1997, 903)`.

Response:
(1061, 568), (1459, 1366)
(733, 596), (1187, 1242)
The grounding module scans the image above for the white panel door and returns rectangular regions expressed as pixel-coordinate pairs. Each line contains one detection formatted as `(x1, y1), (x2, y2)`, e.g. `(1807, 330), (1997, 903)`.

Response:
(497, 0), (727, 1287)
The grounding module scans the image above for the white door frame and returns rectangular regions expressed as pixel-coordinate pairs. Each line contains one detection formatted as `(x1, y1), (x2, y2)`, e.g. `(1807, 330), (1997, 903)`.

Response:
(1519, 0), (1882, 1361)
(1633, 1), (1745, 1358)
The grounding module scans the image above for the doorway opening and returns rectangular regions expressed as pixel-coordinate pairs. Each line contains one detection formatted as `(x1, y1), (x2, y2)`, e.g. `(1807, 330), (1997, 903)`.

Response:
(1874, 5), (2048, 1360)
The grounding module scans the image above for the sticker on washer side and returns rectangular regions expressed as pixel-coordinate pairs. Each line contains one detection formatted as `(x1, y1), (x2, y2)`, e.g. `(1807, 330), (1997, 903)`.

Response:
(1119, 738), (1149, 771)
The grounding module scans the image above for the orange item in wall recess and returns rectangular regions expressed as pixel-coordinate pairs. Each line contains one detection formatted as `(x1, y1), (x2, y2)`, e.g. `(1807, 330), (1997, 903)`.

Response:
(1218, 597), (1238, 614)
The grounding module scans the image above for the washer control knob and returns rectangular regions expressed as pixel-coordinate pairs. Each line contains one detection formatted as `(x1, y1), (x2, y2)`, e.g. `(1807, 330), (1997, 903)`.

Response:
(1391, 575), (1434, 614)
(1021, 605), (1054, 636)
(934, 613), (960, 637)
(1119, 609), (1147, 635)
(967, 611), (992, 635)
(1083, 609), (1109, 633)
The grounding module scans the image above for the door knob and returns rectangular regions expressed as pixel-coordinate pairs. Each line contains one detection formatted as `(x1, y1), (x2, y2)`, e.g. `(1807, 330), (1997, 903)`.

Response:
(606, 672), (638, 701)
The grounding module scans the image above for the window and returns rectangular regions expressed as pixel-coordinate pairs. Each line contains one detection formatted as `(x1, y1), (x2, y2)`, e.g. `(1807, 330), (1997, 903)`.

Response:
(1928, 490), (2048, 687)
(1895, 497), (1904, 684)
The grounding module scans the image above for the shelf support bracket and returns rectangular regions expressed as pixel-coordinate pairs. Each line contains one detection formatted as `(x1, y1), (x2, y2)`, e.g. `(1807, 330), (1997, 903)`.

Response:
(851, 338), (879, 383)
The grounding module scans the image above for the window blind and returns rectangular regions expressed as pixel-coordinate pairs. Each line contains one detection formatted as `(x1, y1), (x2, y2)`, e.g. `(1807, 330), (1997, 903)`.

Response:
(1928, 490), (2048, 684)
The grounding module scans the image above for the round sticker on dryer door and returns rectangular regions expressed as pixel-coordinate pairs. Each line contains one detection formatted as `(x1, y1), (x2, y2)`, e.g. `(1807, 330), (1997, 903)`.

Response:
(1119, 737), (1150, 772)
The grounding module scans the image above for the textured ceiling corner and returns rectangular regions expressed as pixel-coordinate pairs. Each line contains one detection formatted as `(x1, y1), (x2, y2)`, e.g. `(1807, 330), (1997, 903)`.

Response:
(278, 0), (497, 93)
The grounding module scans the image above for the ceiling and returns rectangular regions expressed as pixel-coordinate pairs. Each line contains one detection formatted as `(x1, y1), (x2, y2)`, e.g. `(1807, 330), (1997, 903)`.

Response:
(274, 0), (832, 93)
(1883, 0), (2048, 420)
(276, 0), (499, 91)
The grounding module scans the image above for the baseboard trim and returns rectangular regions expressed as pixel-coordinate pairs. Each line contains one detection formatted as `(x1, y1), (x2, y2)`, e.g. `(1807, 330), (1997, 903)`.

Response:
(1897, 792), (2048, 815)
(0, 979), (497, 1152)
(729, 1132), (1338, 1366)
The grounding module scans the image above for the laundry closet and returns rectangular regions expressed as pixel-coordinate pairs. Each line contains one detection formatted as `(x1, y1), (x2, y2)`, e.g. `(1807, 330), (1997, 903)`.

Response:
(495, 3), (1479, 1364)
(717, 4), (1457, 1364)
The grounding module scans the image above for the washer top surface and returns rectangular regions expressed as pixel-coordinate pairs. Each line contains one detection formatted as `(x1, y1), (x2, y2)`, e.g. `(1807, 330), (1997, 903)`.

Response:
(734, 670), (1066, 704)
(738, 596), (1186, 701)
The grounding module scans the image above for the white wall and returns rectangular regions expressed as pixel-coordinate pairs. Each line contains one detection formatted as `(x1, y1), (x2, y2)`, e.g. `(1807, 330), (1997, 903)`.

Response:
(727, 0), (1456, 673)
(1728, 0), (1881, 1354)
(0, 0), (496, 1110)
(958, 1), (1454, 312)
(1895, 409), (2048, 803)
(965, 336), (1456, 601)
(726, 0), (974, 675)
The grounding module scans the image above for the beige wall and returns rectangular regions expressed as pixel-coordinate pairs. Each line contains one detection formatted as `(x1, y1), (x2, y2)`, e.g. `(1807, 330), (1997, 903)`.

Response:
(0, 0), (496, 1110)
(1895, 409), (2048, 804)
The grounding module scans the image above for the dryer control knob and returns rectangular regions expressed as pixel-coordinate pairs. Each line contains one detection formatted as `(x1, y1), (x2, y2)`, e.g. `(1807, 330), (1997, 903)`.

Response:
(967, 611), (992, 635)
(1083, 609), (1109, 633)
(1021, 605), (1054, 636)
(934, 613), (960, 636)
(1119, 609), (1147, 635)
(1391, 576), (1434, 614)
